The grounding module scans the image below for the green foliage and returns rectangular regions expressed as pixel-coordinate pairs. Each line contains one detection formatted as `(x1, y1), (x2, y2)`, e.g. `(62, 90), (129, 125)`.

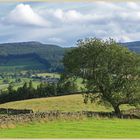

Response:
(0, 77), (78, 104)
(63, 38), (140, 115)
(57, 74), (78, 95)
(7, 84), (14, 94)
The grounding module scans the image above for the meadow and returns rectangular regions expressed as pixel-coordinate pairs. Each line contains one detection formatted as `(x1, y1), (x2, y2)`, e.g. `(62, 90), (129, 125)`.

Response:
(0, 94), (134, 112)
(0, 93), (139, 138)
(0, 72), (139, 138)
(0, 94), (110, 112)
(0, 118), (140, 138)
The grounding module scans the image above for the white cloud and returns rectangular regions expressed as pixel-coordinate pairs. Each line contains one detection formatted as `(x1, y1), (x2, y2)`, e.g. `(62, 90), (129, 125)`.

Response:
(1, 2), (140, 46)
(126, 2), (140, 10)
(1, 4), (50, 27)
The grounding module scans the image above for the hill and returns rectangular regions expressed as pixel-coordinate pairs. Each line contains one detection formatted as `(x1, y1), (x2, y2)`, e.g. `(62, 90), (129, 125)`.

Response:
(0, 94), (111, 112)
(121, 41), (140, 52)
(0, 94), (134, 112)
(0, 41), (139, 72)
(0, 41), (68, 72)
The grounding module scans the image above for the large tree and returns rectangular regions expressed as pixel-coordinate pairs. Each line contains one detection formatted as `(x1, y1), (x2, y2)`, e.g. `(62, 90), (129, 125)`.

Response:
(63, 38), (140, 115)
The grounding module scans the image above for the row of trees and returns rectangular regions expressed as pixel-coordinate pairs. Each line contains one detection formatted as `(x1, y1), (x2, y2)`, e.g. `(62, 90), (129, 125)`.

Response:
(0, 79), (77, 104)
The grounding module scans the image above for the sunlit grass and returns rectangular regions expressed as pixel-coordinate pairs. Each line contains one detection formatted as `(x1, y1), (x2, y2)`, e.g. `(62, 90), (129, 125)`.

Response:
(0, 118), (140, 138)
(0, 94), (134, 112)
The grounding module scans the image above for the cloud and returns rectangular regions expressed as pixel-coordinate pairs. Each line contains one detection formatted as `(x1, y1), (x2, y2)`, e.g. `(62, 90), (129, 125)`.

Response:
(39, 8), (111, 25)
(1, 2), (140, 46)
(1, 4), (50, 27)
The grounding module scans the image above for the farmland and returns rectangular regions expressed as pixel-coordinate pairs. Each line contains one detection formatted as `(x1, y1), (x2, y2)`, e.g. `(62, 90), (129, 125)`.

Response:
(0, 83), (139, 138)
(0, 94), (135, 112)
(0, 72), (59, 90)
(0, 40), (139, 138)
(0, 93), (139, 138)
(0, 94), (112, 112)
(1, 118), (140, 138)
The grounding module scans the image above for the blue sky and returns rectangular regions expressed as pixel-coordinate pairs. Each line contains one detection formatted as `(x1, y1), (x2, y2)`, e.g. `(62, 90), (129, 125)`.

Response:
(0, 1), (140, 47)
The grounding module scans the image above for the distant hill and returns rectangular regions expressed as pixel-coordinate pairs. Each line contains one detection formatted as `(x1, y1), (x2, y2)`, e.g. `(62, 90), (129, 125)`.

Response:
(121, 41), (140, 52)
(0, 41), (139, 72)
(0, 41), (68, 72)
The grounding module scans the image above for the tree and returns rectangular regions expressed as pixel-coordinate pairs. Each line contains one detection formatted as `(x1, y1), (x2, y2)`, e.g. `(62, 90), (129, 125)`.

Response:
(8, 84), (14, 94)
(63, 38), (140, 116)
(28, 80), (35, 98)
(57, 74), (78, 95)
(29, 80), (33, 89)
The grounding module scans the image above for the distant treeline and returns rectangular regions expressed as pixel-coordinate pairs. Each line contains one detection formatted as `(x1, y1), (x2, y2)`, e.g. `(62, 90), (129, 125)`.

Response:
(0, 80), (77, 104)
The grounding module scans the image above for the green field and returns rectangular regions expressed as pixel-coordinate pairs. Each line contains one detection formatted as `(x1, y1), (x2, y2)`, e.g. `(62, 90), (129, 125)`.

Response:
(0, 94), (139, 138)
(0, 94), (112, 112)
(0, 119), (140, 138)
(37, 72), (60, 78)
(0, 94), (133, 112)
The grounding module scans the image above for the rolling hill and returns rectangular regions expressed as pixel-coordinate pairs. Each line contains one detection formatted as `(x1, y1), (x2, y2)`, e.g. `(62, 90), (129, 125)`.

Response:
(0, 41), (139, 72)
(0, 41), (68, 72)
(0, 94), (134, 112)
(0, 94), (111, 112)
(121, 41), (140, 52)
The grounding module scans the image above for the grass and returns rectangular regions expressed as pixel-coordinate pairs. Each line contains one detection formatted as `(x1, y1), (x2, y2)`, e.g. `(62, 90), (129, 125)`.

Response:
(0, 94), (138, 138)
(37, 72), (60, 78)
(0, 118), (140, 138)
(0, 94), (133, 112)
(0, 84), (8, 90)
(0, 94), (112, 112)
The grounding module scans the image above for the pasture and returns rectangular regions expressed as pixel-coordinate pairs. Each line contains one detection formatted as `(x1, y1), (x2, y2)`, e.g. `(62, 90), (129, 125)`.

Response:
(0, 94), (112, 112)
(0, 94), (134, 112)
(0, 94), (139, 138)
(37, 72), (60, 78)
(0, 119), (140, 138)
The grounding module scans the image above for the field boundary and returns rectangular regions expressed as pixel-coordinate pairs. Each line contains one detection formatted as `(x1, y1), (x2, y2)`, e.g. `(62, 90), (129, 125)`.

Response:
(0, 110), (140, 128)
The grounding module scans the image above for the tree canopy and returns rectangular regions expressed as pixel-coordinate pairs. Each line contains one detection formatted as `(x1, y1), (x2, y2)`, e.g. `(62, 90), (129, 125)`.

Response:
(63, 38), (140, 115)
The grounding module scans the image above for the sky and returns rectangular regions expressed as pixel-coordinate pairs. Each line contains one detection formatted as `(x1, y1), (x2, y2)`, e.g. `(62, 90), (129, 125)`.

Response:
(0, 1), (140, 47)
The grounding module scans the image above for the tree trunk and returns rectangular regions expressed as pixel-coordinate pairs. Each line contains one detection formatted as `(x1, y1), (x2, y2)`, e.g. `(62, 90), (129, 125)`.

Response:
(113, 105), (121, 117)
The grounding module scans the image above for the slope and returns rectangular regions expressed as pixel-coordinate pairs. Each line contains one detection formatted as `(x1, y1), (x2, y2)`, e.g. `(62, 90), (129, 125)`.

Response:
(0, 41), (67, 72)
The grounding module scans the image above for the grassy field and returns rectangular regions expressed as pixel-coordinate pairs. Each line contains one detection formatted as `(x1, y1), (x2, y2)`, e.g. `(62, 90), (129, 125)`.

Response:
(0, 94), (133, 112)
(37, 72), (60, 78)
(0, 94), (112, 112)
(0, 118), (140, 138)
(0, 94), (138, 138)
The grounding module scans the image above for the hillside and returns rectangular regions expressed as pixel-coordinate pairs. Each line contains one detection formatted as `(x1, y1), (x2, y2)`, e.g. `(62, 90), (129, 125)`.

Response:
(121, 41), (140, 52)
(0, 41), (68, 72)
(0, 41), (139, 72)
(0, 94), (111, 112)
(0, 94), (134, 112)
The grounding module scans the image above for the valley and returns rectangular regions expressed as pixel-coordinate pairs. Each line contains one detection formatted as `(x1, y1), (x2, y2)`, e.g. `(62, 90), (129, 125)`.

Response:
(0, 39), (139, 138)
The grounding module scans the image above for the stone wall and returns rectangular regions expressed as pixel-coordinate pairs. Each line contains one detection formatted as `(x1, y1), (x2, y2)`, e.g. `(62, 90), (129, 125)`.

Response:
(0, 110), (139, 126)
